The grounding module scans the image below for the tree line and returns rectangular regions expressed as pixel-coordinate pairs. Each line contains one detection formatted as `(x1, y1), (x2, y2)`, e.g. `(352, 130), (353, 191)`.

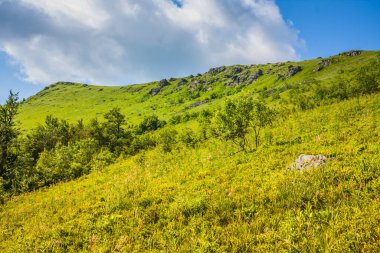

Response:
(0, 91), (276, 202)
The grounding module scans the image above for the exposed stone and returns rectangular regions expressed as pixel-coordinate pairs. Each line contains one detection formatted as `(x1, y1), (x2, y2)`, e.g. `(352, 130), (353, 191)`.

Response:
(187, 99), (211, 109)
(313, 58), (338, 73)
(148, 87), (161, 96)
(158, 79), (170, 87)
(340, 50), (362, 57)
(189, 79), (206, 90)
(287, 65), (302, 78)
(227, 75), (247, 86)
(177, 78), (188, 87)
(208, 66), (226, 76)
(205, 79), (216, 86)
(266, 68), (272, 74)
(287, 154), (327, 171)
(248, 69), (263, 83)
(231, 67), (243, 75)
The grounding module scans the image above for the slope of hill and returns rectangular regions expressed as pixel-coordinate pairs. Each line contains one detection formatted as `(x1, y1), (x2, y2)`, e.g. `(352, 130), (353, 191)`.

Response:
(1, 50), (380, 252)
(18, 50), (380, 129)
(2, 93), (380, 251)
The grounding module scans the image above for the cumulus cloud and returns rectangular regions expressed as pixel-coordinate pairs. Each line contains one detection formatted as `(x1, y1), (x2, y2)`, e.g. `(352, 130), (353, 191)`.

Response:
(0, 0), (302, 85)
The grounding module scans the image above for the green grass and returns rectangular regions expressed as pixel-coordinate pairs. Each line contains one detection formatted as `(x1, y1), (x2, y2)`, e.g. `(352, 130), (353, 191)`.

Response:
(2, 92), (380, 252)
(17, 50), (380, 130)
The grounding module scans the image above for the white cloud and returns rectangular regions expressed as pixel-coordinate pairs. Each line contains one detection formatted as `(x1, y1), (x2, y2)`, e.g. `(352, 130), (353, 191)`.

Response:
(0, 0), (303, 85)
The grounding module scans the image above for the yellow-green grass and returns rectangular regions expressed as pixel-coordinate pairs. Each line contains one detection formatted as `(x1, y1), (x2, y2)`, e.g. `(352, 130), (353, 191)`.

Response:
(2, 93), (380, 252)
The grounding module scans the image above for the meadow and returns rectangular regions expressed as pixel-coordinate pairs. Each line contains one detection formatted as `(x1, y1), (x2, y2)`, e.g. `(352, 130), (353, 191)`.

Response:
(0, 50), (379, 252)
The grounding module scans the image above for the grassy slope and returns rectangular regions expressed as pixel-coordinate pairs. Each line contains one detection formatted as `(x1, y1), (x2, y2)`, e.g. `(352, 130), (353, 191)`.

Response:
(18, 51), (380, 130)
(1, 94), (380, 252)
(1, 51), (380, 251)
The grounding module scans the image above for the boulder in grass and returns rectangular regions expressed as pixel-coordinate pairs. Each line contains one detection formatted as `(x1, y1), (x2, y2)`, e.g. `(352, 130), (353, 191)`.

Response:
(287, 154), (327, 171)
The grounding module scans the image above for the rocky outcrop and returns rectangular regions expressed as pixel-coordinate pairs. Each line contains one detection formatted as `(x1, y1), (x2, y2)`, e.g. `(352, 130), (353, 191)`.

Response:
(287, 154), (327, 171)
(340, 50), (362, 57)
(189, 79), (206, 91)
(231, 67), (243, 75)
(248, 69), (263, 83)
(227, 75), (243, 86)
(208, 66), (226, 76)
(287, 65), (302, 78)
(313, 59), (332, 73)
(177, 79), (188, 87)
(187, 99), (211, 109)
(158, 79), (171, 87)
(313, 58), (341, 73)
(148, 87), (161, 96)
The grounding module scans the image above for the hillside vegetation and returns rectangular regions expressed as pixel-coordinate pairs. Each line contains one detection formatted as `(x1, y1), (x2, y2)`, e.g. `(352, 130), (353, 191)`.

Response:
(18, 50), (380, 129)
(1, 50), (380, 252)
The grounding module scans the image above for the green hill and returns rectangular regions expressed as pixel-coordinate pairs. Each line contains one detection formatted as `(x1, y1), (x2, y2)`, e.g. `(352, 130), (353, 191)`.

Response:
(18, 50), (380, 129)
(1, 50), (380, 252)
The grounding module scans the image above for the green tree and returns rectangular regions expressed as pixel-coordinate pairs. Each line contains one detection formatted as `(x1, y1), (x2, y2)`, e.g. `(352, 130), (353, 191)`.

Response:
(26, 115), (71, 161)
(102, 107), (131, 153)
(213, 98), (254, 152)
(104, 107), (126, 138)
(0, 91), (19, 179)
(250, 101), (275, 149)
(213, 97), (275, 152)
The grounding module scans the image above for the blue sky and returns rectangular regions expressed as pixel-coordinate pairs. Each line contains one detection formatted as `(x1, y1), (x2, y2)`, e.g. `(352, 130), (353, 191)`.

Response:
(0, 0), (379, 103)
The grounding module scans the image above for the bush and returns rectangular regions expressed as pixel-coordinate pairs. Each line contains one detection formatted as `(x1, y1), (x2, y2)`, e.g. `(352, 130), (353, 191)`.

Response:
(178, 128), (199, 148)
(158, 128), (178, 153)
(136, 115), (166, 134)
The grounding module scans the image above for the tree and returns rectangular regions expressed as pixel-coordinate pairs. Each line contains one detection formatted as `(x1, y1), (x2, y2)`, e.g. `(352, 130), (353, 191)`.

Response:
(213, 98), (254, 152)
(26, 115), (71, 161)
(250, 101), (275, 149)
(0, 91), (19, 178)
(213, 97), (275, 152)
(102, 107), (131, 153)
(104, 107), (126, 138)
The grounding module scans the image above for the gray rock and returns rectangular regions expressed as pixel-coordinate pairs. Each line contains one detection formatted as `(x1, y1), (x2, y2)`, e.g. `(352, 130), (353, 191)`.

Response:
(187, 99), (211, 109)
(287, 154), (327, 171)
(287, 65), (302, 78)
(148, 87), (161, 96)
(189, 79), (206, 90)
(208, 66), (226, 76)
(248, 69), (263, 83)
(313, 58), (338, 73)
(227, 75), (247, 86)
(159, 79), (170, 87)
(231, 67), (243, 75)
(177, 79), (188, 87)
(340, 50), (362, 57)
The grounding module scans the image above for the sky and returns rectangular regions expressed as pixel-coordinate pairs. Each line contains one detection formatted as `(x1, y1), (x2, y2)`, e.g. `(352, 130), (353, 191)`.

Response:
(0, 0), (379, 103)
